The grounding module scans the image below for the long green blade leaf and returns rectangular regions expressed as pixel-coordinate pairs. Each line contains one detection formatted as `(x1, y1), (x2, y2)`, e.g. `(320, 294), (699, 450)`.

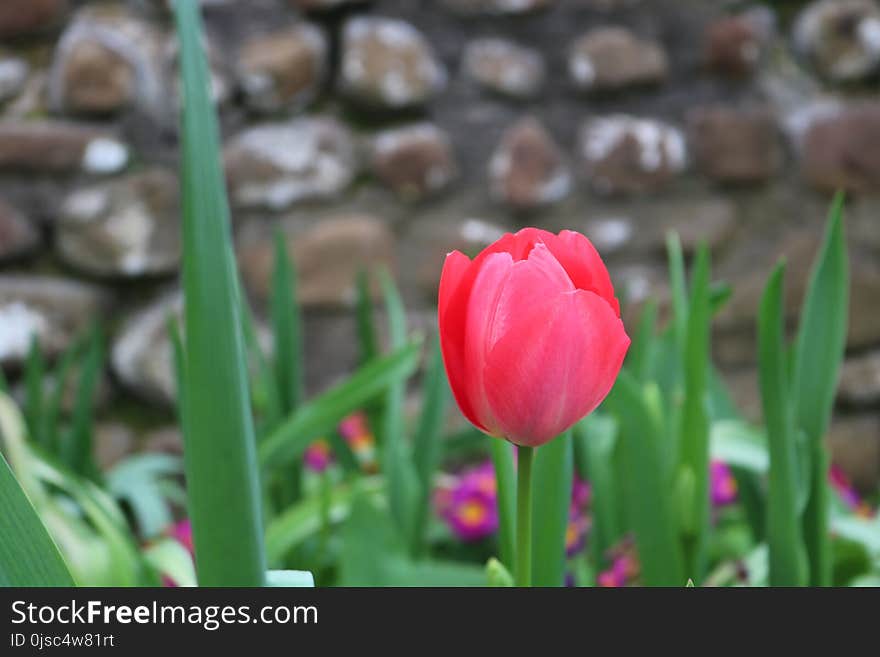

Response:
(271, 229), (304, 414)
(411, 337), (449, 555)
(531, 431), (573, 586)
(607, 372), (685, 586)
(677, 245), (711, 582)
(792, 193), (849, 587)
(489, 439), (516, 570)
(0, 396), (75, 586)
(759, 261), (807, 586)
(378, 269), (419, 545)
(174, 0), (266, 586)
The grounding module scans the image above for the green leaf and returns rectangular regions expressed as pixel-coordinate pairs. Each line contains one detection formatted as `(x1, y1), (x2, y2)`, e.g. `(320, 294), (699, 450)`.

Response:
(677, 245), (712, 581)
(606, 372), (685, 586)
(355, 269), (379, 365)
(266, 570), (315, 587)
(260, 341), (421, 470)
(411, 337), (449, 555)
(627, 299), (657, 383)
(174, 0), (266, 586)
(486, 557), (514, 587)
(709, 420), (768, 473)
(338, 490), (484, 586)
(666, 232), (688, 354)
(265, 477), (383, 565)
(24, 336), (47, 448)
(143, 537), (197, 587)
(106, 453), (184, 539)
(0, 451), (75, 586)
(531, 431), (573, 587)
(489, 439), (516, 571)
(271, 229), (304, 415)
(62, 326), (102, 480)
(44, 335), (83, 456)
(378, 269), (419, 543)
(167, 315), (187, 423)
(758, 261), (807, 587)
(792, 193), (849, 587)
(576, 415), (620, 570)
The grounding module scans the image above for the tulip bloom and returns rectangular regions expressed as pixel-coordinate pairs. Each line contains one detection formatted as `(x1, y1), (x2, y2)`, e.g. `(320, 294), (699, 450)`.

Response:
(439, 228), (630, 446)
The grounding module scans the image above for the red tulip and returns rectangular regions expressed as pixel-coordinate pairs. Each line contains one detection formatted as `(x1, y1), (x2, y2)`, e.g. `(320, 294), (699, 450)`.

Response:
(438, 228), (630, 447)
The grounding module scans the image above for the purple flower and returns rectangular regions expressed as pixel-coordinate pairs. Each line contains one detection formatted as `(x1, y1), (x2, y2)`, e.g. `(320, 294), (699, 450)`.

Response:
(435, 461), (498, 542)
(710, 460), (738, 507)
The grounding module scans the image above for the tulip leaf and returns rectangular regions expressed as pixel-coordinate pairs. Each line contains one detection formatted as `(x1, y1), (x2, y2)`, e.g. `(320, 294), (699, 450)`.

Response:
(576, 415), (620, 571)
(411, 336), (449, 556)
(665, 232), (688, 354)
(758, 261), (808, 586)
(486, 557), (514, 587)
(489, 439), (516, 571)
(271, 229), (304, 415)
(606, 372), (685, 586)
(791, 193), (848, 587)
(378, 269), (420, 546)
(339, 490), (484, 586)
(259, 341), (422, 470)
(627, 299), (657, 383)
(0, 451), (75, 586)
(531, 431), (573, 587)
(175, 0), (266, 586)
(677, 245), (711, 582)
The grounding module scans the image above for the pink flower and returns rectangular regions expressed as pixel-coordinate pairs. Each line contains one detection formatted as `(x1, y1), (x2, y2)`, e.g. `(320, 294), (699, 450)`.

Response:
(304, 439), (333, 473)
(830, 465), (874, 518)
(169, 519), (193, 555)
(597, 539), (639, 587)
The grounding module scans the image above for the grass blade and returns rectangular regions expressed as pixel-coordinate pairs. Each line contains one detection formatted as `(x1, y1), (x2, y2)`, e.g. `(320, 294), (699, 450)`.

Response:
(44, 336), (82, 456)
(355, 269), (379, 365)
(531, 431), (574, 586)
(259, 341), (422, 470)
(758, 261), (807, 586)
(792, 193), (849, 587)
(62, 326), (102, 481)
(0, 395), (75, 586)
(489, 438), (516, 570)
(271, 229), (304, 414)
(24, 336), (47, 449)
(378, 268), (419, 545)
(676, 245), (711, 582)
(665, 232), (688, 353)
(174, 0), (266, 586)
(411, 336), (449, 555)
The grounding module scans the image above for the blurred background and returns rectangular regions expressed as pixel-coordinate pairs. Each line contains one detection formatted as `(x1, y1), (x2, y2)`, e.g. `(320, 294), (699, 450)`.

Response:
(0, 0), (877, 501)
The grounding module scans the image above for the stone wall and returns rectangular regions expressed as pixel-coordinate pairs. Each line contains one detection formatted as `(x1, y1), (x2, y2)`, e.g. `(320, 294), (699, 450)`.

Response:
(0, 0), (878, 490)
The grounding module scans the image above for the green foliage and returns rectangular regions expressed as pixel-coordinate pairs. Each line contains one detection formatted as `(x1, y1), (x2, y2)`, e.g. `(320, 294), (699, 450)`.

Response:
(531, 431), (574, 586)
(174, 0), (265, 586)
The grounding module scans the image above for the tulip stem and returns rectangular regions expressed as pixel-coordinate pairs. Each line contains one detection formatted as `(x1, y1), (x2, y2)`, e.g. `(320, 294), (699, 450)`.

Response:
(515, 445), (535, 587)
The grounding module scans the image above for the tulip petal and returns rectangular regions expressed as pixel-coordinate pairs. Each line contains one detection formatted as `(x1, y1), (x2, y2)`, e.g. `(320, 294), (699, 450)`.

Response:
(551, 230), (620, 315)
(439, 250), (471, 316)
(483, 289), (630, 446)
(488, 242), (574, 348)
(463, 251), (515, 433)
